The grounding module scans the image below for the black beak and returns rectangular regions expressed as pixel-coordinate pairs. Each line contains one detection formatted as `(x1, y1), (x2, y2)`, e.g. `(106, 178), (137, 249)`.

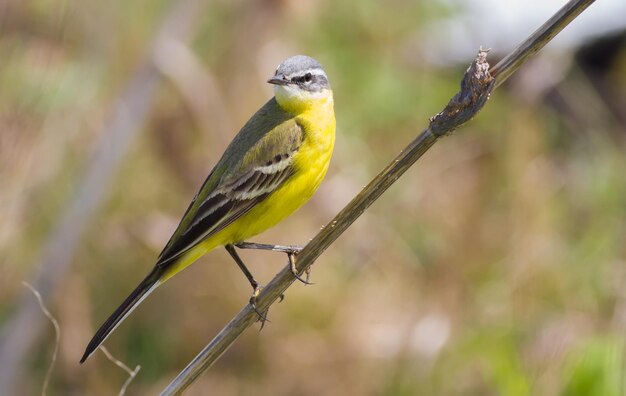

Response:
(267, 74), (289, 86)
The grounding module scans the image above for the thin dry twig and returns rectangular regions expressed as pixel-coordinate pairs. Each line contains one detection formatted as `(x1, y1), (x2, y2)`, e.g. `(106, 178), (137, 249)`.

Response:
(101, 347), (141, 396)
(160, 0), (596, 394)
(21, 282), (60, 396)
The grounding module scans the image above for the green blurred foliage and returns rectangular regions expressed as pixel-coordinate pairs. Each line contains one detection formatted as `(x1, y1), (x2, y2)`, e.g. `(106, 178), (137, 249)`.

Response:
(1, 0), (626, 395)
(562, 338), (625, 396)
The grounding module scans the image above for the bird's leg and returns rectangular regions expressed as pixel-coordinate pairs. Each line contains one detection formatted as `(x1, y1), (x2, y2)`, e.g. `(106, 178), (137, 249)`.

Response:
(225, 244), (269, 324)
(235, 242), (312, 285)
(235, 242), (303, 255)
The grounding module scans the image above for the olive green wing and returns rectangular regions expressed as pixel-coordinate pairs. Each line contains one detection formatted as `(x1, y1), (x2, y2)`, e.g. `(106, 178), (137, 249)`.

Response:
(156, 101), (303, 268)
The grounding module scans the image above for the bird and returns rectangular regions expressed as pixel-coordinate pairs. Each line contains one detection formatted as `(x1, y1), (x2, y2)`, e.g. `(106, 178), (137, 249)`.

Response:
(80, 55), (336, 363)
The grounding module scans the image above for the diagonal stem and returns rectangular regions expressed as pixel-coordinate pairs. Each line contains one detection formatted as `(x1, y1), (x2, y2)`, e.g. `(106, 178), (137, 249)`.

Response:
(160, 0), (596, 394)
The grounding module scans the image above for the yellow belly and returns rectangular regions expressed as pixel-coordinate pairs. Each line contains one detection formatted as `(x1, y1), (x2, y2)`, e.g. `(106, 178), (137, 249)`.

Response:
(162, 98), (335, 281)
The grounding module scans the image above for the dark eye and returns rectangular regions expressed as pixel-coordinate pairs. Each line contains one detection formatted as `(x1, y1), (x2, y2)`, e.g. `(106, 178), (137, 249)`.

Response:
(304, 73), (312, 83)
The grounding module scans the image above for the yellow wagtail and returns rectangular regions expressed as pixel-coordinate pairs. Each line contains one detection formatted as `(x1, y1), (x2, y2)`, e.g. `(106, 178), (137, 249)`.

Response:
(81, 55), (335, 363)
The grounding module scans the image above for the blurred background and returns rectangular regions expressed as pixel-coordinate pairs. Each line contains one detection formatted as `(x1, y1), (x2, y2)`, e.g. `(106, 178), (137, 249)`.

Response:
(1, 0), (626, 394)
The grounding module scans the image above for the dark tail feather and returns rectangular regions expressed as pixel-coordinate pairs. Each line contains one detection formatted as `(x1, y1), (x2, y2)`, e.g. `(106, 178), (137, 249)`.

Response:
(80, 268), (162, 363)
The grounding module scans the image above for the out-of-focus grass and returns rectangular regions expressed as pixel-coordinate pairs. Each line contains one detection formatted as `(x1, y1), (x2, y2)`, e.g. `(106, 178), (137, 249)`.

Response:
(1, 0), (625, 395)
(562, 337), (625, 396)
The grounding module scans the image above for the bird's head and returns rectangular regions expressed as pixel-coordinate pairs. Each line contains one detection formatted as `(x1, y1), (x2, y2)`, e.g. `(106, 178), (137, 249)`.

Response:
(268, 55), (332, 112)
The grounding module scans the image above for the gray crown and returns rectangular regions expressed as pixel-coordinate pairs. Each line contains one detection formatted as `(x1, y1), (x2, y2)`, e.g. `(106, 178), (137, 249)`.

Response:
(271, 55), (330, 92)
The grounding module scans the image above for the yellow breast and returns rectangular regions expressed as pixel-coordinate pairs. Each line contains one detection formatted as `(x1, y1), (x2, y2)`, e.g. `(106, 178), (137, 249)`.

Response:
(230, 91), (336, 241)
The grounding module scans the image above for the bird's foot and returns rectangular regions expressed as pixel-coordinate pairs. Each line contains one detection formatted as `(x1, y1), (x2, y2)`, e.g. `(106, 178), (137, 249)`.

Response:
(248, 285), (285, 328)
(249, 285), (270, 327)
(287, 252), (313, 285)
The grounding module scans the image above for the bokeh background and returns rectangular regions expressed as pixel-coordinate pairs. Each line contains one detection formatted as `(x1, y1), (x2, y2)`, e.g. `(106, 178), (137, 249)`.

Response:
(2, 0), (626, 394)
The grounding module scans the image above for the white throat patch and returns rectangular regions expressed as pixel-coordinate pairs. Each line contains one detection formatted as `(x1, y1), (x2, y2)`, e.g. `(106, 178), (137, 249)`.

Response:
(274, 84), (328, 103)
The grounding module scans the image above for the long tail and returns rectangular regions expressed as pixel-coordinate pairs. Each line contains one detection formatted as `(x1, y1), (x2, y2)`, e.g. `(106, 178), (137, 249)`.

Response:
(80, 268), (163, 363)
